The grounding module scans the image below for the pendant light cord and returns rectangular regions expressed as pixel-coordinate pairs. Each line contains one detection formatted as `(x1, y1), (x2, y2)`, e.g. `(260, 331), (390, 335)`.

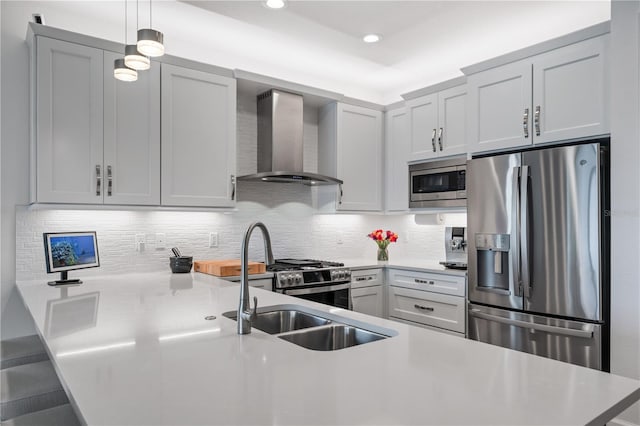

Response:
(150, 0), (153, 28)
(136, 0), (139, 31)
(124, 0), (128, 44)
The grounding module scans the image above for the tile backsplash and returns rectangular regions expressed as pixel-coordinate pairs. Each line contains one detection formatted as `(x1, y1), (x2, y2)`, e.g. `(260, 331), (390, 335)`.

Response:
(15, 186), (449, 281)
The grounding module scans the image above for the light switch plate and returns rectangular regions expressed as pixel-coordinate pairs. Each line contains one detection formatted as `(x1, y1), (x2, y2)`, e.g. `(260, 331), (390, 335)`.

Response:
(209, 232), (218, 248)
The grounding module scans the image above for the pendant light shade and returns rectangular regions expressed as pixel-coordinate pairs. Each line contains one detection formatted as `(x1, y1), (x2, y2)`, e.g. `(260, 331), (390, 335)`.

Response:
(137, 28), (164, 57)
(124, 44), (150, 70)
(114, 58), (138, 82)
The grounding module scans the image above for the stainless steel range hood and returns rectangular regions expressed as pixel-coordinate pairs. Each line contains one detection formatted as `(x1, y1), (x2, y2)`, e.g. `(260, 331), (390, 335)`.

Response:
(238, 90), (342, 186)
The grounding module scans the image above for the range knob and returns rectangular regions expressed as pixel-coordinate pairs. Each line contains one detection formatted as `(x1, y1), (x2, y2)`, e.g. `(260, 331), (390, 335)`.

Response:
(278, 274), (288, 287)
(294, 273), (302, 284)
(286, 274), (295, 285)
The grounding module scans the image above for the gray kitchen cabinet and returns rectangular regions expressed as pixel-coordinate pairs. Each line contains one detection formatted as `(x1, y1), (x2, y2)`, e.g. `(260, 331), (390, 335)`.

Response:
(32, 37), (104, 204)
(351, 268), (384, 317)
(32, 37), (160, 206)
(405, 84), (467, 162)
(384, 107), (410, 212)
(161, 64), (236, 207)
(103, 51), (160, 205)
(387, 268), (466, 336)
(467, 34), (609, 154)
(224, 277), (273, 292)
(319, 103), (383, 211)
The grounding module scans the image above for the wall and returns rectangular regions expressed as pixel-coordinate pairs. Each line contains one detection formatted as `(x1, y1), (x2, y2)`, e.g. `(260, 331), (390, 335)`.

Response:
(610, 1), (640, 425)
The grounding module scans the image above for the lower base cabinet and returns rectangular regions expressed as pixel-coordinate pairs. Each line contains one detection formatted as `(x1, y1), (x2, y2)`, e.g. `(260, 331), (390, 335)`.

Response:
(387, 269), (466, 337)
(350, 268), (384, 317)
(351, 285), (384, 317)
(224, 277), (273, 292)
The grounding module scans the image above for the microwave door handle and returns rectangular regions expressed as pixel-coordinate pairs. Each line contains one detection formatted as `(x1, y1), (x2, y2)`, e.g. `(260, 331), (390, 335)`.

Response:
(520, 165), (531, 299)
(512, 166), (522, 297)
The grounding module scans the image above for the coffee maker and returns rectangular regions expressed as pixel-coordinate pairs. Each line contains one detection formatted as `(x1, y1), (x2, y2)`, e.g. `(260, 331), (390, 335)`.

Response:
(439, 227), (468, 269)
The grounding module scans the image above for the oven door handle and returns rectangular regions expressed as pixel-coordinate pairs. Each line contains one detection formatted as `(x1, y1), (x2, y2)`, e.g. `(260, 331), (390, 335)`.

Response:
(283, 283), (351, 296)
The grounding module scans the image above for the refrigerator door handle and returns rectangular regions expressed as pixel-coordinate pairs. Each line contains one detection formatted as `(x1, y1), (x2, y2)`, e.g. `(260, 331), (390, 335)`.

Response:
(469, 309), (594, 339)
(512, 166), (522, 297)
(520, 165), (531, 299)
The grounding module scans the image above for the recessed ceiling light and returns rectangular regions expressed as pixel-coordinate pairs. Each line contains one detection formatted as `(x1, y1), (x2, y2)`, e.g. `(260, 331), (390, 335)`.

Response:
(265, 0), (286, 9)
(363, 34), (381, 43)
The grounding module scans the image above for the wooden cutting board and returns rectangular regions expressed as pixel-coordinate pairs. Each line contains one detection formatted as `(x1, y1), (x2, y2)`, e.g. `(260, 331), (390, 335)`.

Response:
(193, 259), (266, 277)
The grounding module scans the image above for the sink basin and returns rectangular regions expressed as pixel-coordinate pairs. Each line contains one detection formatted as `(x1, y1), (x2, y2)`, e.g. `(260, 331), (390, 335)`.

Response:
(278, 325), (388, 351)
(222, 309), (332, 335)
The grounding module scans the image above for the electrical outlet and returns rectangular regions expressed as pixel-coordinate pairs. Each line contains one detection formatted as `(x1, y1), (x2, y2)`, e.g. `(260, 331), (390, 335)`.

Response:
(209, 232), (219, 248)
(156, 233), (166, 249)
(336, 231), (344, 245)
(135, 233), (146, 252)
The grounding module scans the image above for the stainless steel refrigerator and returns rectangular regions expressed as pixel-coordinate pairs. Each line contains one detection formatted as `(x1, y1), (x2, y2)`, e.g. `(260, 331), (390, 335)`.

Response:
(467, 141), (609, 371)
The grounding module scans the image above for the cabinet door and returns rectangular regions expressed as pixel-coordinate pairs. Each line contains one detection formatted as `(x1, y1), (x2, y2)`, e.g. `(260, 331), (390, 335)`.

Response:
(161, 64), (236, 207)
(103, 52), (160, 205)
(467, 59), (533, 154)
(532, 35), (609, 144)
(438, 85), (467, 157)
(406, 93), (438, 161)
(336, 104), (382, 211)
(351, 285), (384, 318)
(36, 37), (103, 204)
(384, 108), (409, 211)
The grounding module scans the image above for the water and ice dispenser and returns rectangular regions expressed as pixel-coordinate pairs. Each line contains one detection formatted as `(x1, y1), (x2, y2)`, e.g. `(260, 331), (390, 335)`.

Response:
(475, 234), (510, 292)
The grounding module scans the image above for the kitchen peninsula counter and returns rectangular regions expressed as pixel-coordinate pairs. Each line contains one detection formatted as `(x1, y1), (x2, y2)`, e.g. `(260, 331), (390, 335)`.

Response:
(16, 272), (640, 425)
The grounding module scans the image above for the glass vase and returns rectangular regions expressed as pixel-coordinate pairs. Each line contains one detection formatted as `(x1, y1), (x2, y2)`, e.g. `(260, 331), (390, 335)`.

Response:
(377, 247), (389, 264)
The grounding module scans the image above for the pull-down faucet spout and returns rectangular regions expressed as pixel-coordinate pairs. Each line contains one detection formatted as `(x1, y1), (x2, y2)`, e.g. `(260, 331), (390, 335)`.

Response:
(237, 222), (274, 334)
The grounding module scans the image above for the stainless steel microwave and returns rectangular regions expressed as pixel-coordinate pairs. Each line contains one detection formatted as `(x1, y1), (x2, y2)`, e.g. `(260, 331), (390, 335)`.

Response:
(409, 157), (467, 208)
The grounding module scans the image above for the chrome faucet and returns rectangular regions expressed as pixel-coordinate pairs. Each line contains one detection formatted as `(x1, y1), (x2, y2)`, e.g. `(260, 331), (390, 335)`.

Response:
(237, 222), (274, 334)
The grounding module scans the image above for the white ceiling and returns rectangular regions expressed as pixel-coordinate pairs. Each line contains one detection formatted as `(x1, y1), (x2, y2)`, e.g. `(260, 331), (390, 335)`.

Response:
(180, 1), (610, 103)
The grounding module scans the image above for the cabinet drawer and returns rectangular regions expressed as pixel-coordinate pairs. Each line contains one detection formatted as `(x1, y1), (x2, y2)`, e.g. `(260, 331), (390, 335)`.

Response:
(351, 268), (383, 288)
(388, 286), (465, 333)
(388, 269), (465, 296)
(389, 317), (464, 338)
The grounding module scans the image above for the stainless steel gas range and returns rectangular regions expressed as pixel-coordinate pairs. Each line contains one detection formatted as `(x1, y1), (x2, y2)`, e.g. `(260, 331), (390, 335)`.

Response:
(268, 259), (352, 310)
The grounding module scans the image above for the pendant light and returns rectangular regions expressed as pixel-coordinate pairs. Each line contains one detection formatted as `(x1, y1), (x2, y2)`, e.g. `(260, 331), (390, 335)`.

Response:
(114, 0), (137, 81)
(125, 0), (150, 70)
(137, 0), (164, 57)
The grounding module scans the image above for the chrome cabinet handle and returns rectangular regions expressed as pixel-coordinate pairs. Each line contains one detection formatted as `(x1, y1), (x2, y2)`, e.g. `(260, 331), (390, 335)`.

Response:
(414, 304), (434, 312)
(523, 108), (529, 138)
(356, 276), (374, 281)
(338, 183), (343, 205)
(414, 278), (435, 285)
(534, 106), (541, 136)
(95, 165), (101, 196)
(438, 127), (443, 151)
(230, 174), (236, 201)
(431, 128), (436, 152)
(107, 165), (113, 196)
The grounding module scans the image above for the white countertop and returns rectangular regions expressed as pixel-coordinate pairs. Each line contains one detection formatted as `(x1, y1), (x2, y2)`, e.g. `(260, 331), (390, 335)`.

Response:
(343, 258), (468, 276)
(17, 272), (639, 425)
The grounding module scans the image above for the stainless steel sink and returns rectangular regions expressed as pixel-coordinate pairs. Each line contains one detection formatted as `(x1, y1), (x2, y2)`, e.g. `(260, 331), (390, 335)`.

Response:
(222, 304), (394, 350)
(222, 309), (332, 335)
(278, 325), (387, 351)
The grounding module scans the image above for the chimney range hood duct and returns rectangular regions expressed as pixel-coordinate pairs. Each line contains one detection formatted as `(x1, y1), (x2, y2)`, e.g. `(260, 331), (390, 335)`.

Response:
(238, 89), (342, 186)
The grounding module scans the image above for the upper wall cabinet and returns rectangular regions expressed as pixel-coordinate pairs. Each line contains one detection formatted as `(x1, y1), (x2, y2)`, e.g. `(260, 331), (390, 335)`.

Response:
(32, 37), (160, 205)
(467, 34), (609, 154)
(385, 107), (409, 212)
(406, 84), (467, 162)
(160, 64), (236, 208)
(319, 103), (383, 212)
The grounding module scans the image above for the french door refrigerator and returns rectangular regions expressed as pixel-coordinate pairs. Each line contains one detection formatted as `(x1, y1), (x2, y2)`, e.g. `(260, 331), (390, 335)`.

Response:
(467, 141), (609, 371)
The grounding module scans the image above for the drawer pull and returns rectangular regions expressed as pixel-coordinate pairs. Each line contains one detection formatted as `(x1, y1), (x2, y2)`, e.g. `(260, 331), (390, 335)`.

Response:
(414, 279), (435, 285)
(414, 304), (434, 312)
(356, 276), (375, 281)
